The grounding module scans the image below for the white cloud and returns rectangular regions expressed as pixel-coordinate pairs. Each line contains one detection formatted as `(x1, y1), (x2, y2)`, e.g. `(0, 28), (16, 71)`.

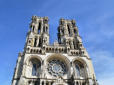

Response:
(96, 14), (114, 38)
(89, 50), (114, 85)
(81, 12), (114, 45)
(99, 75), (114, 85)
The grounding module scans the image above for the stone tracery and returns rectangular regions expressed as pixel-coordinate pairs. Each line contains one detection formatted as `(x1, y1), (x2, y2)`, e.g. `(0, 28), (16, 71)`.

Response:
(47, 59), (67, 77)
(74, 60), (87, 78)
(29, 58), (41, 76)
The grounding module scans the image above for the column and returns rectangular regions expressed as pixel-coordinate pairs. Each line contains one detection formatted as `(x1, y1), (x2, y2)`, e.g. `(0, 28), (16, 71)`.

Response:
(80, 81), (82, 85)
(74, 80), (76, 85)
(49, 81), (51, 85)
(44, 80), (46, 85)
(40, 80), (42, 85)
(40, 21), (43, 34)
(36, 37), (39, 47)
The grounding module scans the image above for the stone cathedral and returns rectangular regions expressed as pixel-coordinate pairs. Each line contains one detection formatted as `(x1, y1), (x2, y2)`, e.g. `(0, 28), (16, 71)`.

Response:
(12, 16), (98, 85)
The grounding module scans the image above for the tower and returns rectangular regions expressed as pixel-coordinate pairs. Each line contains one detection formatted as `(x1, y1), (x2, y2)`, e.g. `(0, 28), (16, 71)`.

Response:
(12, 16), (98, 85)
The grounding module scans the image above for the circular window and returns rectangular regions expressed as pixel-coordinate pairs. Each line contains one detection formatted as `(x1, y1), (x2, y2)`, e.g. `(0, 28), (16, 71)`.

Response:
(47, 59), (67, 77)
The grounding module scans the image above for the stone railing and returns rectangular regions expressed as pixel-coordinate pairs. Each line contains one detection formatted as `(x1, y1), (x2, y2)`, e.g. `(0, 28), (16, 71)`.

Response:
(25, 46), (85, 56)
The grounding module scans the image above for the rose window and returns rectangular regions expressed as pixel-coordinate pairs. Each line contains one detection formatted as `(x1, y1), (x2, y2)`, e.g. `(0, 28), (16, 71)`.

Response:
(47, 59), (67, 77)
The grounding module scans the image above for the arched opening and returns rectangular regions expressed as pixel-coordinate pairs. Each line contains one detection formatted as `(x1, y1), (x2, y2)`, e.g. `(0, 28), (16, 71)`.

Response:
(62, 29), (64, 35)
(34, 37), (37, 47)
(76, 64), (81, 77)
(74, 60), (86, 78)
(38, 22), (41, 34)
(29, 58), (41, 76)
(74, 29), (77, 35)
(67, 24), (70, 36)
(38, 38), (42, 47)
(42, 81), (44, 85)
(76, 82), (79, 85)
(46, 82), (48, 85)
(34, 81), (40, 85)
(46, 54), (70, 78)
(82, 82), (86, 85)
(47, 59), (67, 77)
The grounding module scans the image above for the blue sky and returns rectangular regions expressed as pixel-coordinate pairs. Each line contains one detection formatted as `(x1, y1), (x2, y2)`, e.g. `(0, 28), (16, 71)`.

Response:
(0, 0), (114, 85)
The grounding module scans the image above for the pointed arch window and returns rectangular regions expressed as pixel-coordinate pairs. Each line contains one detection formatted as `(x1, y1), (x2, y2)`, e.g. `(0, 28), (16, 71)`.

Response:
(34, 81), (39, 85)
(38, 22), (41, 34)
(75, 64), (81, 77)
(30, 58), (41, 76)
(67, 24), (71, 36)
(32, 63), (37, 76)
(76, 82), (79, 85)
(38, 38), (42, 47)
(74, 29), (76, 35)
(34, 38), (37, 47)
(75, 61), (86, 78)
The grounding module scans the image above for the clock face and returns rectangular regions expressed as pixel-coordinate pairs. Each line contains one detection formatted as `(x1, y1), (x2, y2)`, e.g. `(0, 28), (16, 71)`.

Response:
(47, 59), (67, 77)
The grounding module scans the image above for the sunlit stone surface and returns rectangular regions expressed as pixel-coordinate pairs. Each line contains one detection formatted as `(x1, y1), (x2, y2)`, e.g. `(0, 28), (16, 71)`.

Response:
(11, 16), (98, 85)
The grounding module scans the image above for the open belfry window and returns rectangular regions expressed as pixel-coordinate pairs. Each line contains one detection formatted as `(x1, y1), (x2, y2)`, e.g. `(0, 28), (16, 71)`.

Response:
(74, 29), (76, 35)
(38, 22), (41, 34)
(34, 37), (37, 47)
(67, 24), (71, 35)
(38, 38), (42, 47)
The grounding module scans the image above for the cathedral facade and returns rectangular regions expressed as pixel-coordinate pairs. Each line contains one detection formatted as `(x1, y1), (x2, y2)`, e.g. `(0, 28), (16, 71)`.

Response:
(12, 16), (98, 85)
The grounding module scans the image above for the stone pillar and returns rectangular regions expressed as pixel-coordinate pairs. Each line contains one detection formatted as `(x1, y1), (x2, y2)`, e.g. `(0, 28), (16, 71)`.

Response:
(36, 37), (39, 47)
(44, 80), (46, 85)
(70, 40), (74, 49)
(88, 79), (93, 85)
(70, 28), (74, 36)
(40, 21), (43, 34)
(74, 80), (76, 85)
(80, 81), (82, 85)
(30, 81), (34, 85)
(49, 81), (51, 85)
(64, 25), (68, 36)
(40, 80), (42, 85)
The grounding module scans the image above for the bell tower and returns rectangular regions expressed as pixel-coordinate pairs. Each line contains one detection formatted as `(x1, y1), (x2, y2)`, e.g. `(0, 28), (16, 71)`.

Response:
(58, 19), (85, 55)
(28, 16), (49, 48)
(12, 16), (98, 85)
